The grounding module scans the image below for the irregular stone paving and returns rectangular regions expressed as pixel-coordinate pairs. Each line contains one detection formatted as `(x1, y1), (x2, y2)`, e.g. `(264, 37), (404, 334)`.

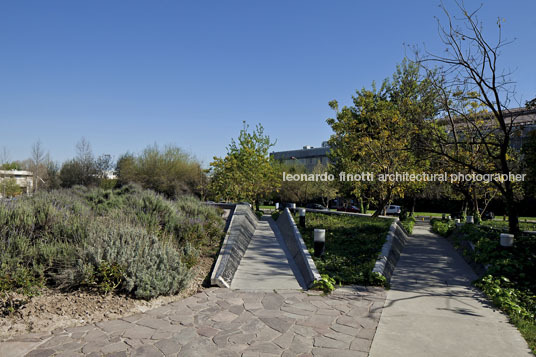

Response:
(2, 287), (385, 357)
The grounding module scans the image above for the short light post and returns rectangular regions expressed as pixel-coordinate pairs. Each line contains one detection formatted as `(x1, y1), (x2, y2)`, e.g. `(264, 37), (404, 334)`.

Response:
(290, 203), (296, 214)
(455, 218), (461, 228)
(275, 202), (279, 210)
(500, 233), (514, 247)
(314, 229), (325, 258)
(466, 216), (474, 224)
(299, 208), (306, 228)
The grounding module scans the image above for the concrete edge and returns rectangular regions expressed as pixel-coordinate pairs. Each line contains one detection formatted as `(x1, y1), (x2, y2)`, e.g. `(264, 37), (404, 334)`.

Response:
(372, 219), (409, 282)
(210, 204), (258, 288)
(210, 210), (237, 288)
(276, 208), (321, 289)
(304, 208), (394, 220)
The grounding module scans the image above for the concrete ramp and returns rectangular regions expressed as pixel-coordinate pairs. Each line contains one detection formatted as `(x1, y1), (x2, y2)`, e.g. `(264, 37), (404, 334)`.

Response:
(231, 217), (306, 290)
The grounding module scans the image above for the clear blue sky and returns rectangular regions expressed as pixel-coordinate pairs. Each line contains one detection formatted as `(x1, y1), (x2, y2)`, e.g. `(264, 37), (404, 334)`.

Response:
(1, 0), (535, 167)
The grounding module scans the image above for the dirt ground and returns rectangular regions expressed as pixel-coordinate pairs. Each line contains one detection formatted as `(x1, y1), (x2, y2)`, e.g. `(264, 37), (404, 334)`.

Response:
(0, 257), (213, 340)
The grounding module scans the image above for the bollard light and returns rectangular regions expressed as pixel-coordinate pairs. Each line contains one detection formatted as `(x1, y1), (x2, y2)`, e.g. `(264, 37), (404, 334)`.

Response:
(290, 203), (296, 214)
(299, 208), (306, 228)
(442, 213), (446, 220)
(466, 216), (474, 224)
(455, 218), (461, 228)
(500, 233), (514, 247)
(314, 229), (326, 257)
(275, 202), (279, 210)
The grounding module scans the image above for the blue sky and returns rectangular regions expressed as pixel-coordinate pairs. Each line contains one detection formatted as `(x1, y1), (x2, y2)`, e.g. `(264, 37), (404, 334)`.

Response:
(1, 0), (535, 167)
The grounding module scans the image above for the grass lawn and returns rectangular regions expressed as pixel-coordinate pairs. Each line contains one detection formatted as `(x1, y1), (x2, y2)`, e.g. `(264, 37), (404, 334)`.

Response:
(413, 212), (446, 217)
(481, 220), (536, 232)
(493, 216), (536, 222)
(295, 212), (392, 286)
(259, 205), (275, 210)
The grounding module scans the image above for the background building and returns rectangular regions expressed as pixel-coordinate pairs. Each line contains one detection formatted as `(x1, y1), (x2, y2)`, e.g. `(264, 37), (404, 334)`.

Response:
(271, 142), (330, 171)
(0, 170), (33, 197)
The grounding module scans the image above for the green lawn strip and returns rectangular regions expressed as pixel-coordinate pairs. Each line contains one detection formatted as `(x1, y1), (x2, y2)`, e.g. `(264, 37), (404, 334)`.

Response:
(493, 216), (536, 222)
(296, 212), (392, 286)
(413, 212), (446, 217)
(481, 220), (536, 232)
(259, 205), (275, 210)
(448, 225), (536, 353)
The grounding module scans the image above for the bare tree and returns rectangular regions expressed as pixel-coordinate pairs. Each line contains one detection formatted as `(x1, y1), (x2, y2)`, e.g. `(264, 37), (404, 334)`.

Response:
(31, 139), (46, 192)
(0, 147), (9, 165)
(415, 2), (523, 233)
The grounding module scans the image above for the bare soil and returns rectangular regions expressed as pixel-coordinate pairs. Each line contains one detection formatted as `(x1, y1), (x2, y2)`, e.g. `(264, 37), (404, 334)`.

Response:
(0, 257), (213, 340)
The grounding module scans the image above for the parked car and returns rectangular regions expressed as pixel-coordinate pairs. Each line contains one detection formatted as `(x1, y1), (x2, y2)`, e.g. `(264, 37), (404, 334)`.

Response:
(337, 205), (360, 213)
(306, 203), (327, 210)
(385, 205), (402, 215)
(278, 202), (296, 211)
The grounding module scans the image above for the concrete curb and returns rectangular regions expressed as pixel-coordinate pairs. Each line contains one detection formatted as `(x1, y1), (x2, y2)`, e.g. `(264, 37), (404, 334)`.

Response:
(210, 204), (258, 288)
(276, 208), (321, 288)
(373, 219), (409, 282)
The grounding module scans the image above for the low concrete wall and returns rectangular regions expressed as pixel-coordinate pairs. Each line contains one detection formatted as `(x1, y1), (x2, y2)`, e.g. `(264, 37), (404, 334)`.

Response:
(302, 208), (407, 283)
(304, 208), (393, 220)
(276, 208), (321, 288)
(210, 204), (258, 288)
(372, 220), (409, 282)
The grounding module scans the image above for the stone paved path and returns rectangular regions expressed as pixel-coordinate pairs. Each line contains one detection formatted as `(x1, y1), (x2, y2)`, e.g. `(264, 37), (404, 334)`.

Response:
(2, 287), (385, 357)
(369, 221), (532, 357)
(231, 218), (305, 290)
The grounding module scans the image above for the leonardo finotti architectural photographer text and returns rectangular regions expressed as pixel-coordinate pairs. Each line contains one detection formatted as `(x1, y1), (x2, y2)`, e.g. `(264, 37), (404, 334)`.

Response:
(282, 171), (527, 183)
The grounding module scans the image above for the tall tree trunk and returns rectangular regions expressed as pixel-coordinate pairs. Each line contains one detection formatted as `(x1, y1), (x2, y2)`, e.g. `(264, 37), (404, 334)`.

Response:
(504, 183), (520, 234)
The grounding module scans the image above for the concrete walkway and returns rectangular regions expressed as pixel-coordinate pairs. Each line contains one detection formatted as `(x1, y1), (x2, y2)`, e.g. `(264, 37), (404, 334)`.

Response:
(370, 221), (532, 357)
(1, 287), (385, 357)
(231, 217), (305, 290)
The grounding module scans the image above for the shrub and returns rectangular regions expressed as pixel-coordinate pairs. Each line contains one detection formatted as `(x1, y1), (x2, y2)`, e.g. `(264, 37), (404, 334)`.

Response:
(0, 185), (225, 301)
(400, 216), (416, 234)
(431, 219), (454, 237)
(255, 210), (264, 220)
(312, 274), (337, 294)
(271, 211), (280, 221)
(73, 220), (191, 299)
(116, 145), (205, 198)
(475, 275), (535, 321)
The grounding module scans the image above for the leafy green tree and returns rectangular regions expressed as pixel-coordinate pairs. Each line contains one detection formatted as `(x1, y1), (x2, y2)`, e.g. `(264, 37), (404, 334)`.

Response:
(116, 145), (204, 198)
(60, 138), (114, 188)
(327, 62), (437, 217)
(310, 163), (338, 208)
(60, 159), (96, 187)
(277, 161), (311, 204)
(210, 122), (280, 210)
(0, 178), (22, 197)
(0, 162), (22, 170)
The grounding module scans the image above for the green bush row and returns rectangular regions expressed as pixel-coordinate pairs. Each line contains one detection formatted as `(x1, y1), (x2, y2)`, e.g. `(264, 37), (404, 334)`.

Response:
(0, 185), (224, 304)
